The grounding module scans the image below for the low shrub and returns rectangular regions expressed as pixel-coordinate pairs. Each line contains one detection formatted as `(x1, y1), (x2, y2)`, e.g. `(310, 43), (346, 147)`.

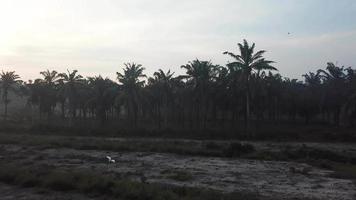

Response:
(205, 141), (223, 150)
(167, 171), (194, 182)
(223, 142), (255, 157)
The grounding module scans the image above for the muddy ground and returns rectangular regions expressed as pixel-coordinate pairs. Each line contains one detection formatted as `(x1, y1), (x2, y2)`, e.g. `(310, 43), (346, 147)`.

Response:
(0, 139), (355, 200)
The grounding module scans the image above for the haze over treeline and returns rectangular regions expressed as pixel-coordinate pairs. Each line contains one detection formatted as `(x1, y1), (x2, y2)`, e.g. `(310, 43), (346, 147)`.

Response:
(1, 39), (355, 135)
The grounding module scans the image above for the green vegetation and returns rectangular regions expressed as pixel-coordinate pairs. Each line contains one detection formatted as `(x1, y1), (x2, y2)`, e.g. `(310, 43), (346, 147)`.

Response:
(0, 133), (256, 158)
(162, 170), (194, 182)
(0, 71), (21, 120)
(223, 142), (255, 157)
(0, 39), (354, 138)
(330, 164), (356, 180)
(0, 163), (258, 200)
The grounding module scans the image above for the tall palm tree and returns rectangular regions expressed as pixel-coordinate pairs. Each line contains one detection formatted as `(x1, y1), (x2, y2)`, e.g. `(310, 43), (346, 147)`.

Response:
(148, 69), (175, 128)
(300, 71), (323, 124)
(58, 70), (84, 119)
(40, 70), (60, 85)
(39, 70), (60, 119)
(0, 71), (21, 120)
(181, 60), (218, 128)
(223, 39), (276, 131)
(87, 76), (118, 123)
(317, 63), (347, 125)
(116, 63), (146, 126)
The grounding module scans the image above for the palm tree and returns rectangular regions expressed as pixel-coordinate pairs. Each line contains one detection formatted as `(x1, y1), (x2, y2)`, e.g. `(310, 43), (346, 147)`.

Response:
(40, 70), (60, 85)
(39, 70), (60, 119)
(148, 69), (175, 128)
(58, 70), (84, 119)
(317, 63), (348, 126)
(116, 63), (146, 127)
(300, 71), (323, 124)
(87, 76), (118, 124)
(181, 59), (218, 128)
(210, 66), (229, 127)
(343, 67), (356, 126)
(0, 71), (21, 120)
(223, 39), (276, 131)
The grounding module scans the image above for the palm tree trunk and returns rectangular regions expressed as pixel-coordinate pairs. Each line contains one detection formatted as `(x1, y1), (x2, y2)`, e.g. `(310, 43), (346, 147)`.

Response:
(157, 105), (161, 129)
(4, 102), (8, 121)
(61, 101), (65, 119)
(245, 79), (251, 133)
(3, 90), (8, 120)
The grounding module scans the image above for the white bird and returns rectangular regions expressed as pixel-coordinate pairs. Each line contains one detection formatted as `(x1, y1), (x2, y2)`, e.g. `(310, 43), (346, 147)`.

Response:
(106, 156), (115, 163)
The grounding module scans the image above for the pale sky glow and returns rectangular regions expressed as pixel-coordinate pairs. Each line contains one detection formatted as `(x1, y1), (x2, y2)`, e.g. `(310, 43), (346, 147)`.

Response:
(0, 0), (355, 81)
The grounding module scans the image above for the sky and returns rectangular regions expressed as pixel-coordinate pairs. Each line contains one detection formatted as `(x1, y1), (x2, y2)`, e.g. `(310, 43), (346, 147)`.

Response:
(0, 0), (355, 81)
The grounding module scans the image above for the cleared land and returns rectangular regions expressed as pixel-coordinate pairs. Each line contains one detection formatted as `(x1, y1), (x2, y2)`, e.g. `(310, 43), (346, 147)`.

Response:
(0, 133), (355, 200)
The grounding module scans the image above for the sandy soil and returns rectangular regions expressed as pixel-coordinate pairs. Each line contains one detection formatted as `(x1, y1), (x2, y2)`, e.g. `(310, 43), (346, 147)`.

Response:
(0, 144), (355, 200)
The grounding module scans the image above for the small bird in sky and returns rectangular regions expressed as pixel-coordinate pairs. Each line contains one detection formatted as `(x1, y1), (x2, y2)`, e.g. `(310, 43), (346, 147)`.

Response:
(288, 32), (291, 35)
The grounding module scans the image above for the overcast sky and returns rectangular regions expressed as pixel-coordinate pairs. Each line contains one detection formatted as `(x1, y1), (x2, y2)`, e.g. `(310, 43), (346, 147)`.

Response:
(0, 0), (355, 81)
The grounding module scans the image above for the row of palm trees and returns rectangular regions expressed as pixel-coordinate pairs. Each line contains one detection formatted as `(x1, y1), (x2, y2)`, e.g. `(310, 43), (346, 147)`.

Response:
(1, 40), (356, 130)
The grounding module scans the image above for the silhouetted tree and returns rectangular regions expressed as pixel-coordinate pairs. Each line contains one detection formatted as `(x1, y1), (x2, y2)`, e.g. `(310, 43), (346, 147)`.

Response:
(147, 69), (175, 128)
(224, 39), (276, 131)
(181, 60), (218, 128)
(58, 70), (84, 120)
(117, 63), (146, 127)
(0, 71), (21, 120)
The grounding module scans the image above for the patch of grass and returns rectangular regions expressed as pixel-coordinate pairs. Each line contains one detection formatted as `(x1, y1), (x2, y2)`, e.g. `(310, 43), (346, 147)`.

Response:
(0, 162), (258, 200)
(43, 170), (77, 191)
(223, 142), (255, 157)
(246, 145), (356, 165)
(205, 141), (223, 150)
(329, 164), (356, 180)
(166, 170), (194, 182)
(0, 133), (256, 158)
(283, 146), (353, 163)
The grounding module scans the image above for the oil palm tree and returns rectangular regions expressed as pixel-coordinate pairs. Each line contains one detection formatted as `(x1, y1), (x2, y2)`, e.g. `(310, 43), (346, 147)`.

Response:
(148, 69), (175, 128)
(116, 63), (146, 126)
(38, 70), (60, 119)
(40, 70), (60, 85)
(181, 60), (218, 128)
(87, 76), (118, 123)
(317, 63), (348, 125)
(58, 70), (84, 119)
(0, 71), (21, 120)
(301, 71), (323, 124)
(223, 39), (276, 131)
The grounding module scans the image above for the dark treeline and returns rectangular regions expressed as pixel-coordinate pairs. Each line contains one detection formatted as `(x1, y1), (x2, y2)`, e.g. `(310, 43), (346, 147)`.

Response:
(1, 40), (356, 134)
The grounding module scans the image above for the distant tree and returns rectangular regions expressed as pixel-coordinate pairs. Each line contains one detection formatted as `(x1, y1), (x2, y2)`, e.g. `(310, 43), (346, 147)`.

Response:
(58, 70), (84, 119)
(210, 66), (229, 127)
(87, 76), (118, 124)
(39, 70), (60, 119)
(224, 39), (276, 131)
(148, 69), (175, 128)
(181, 60), (218, 128)
(117, 63), (146, 127)
(0, 71), (21, 120)
(317, 62), (347, 125)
